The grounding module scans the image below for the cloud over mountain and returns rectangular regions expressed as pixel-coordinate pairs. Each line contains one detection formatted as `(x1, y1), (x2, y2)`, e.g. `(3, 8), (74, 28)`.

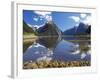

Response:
(69, 16), (80, 22)
(81, 16), (91, 25)
(69, 13), (91, 26)
(33, 17), (39, 22)
(80, 13), (87, 18)
(34, 11), (52, 21)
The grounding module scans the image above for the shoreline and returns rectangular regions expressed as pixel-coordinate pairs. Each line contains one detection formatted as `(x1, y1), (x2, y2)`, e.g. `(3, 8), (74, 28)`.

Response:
(23, 60), (90, 69)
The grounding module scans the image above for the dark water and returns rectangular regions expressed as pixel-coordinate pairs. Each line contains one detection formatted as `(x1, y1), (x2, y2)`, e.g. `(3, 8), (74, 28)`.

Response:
(23, 36), (91, 62)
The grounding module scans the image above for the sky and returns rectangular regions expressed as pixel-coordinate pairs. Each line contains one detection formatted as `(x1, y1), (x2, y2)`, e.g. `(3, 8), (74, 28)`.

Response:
(23, 10), (91, 31)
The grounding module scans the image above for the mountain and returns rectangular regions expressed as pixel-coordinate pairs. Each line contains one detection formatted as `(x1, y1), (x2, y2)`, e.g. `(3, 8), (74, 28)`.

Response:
(23, 21), (38, 35)
(27, 24), (37, 31)
(63, 27), (76, 35)
(23, 21), (34, 33)
(38, 21), (62, 36)
(86, 25), (91, 34)
(76, 23), (89, 35)
(63, 23), (91, 35)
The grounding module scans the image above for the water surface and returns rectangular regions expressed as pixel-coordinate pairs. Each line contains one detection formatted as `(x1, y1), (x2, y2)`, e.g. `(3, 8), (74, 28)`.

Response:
(23, 36), (91, 62)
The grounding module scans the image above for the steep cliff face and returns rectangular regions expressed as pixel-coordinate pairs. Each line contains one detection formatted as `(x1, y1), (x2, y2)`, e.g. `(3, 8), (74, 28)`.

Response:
(38, 21), (62, 36)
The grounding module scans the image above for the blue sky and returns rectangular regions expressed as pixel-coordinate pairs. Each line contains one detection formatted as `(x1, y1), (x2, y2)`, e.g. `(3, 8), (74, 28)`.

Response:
(23, 10), (91, 31)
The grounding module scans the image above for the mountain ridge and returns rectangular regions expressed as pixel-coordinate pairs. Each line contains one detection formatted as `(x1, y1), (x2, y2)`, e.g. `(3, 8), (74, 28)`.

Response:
(37, 21), (62, 36)
(63, 22), (91, 35)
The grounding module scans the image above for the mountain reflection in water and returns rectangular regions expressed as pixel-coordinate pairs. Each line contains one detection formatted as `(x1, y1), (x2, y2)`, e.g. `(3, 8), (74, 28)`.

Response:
(23, 36), (91, 62)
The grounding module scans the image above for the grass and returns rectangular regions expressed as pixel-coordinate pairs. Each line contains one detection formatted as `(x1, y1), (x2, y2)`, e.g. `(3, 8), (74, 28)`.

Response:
(24, 34), (37, 39)
(23, 60), (90, 69)
(23, 32), (38, 42)
(23, 33), (38, 53)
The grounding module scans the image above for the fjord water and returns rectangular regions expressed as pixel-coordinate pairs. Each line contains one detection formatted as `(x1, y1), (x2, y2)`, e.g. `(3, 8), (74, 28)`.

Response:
(23, 36), (91, 62)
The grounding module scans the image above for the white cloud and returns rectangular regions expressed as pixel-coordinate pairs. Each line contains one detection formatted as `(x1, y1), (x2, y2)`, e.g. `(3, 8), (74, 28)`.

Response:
(75, 23), (79, 26)
(81, 16), (91, 25)
(80, 13), (87, 18)
(69, 16), (80, 22)
(33, 17), (38, 21)
(45, 14), (52, 21)
(34, 11), (51, 16)
(69, 14), (91, 25)
(40, 15), (44, 18)
(34, 11), (52, 21)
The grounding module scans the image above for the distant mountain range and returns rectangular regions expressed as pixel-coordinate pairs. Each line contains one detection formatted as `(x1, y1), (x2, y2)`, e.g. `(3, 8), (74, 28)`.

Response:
(23, 20), (91, 36)
(63, 23), (91, 35)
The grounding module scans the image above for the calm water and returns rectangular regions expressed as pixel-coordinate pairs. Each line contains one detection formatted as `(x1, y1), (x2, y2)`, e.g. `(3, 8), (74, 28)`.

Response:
(23, 36), (91, 62)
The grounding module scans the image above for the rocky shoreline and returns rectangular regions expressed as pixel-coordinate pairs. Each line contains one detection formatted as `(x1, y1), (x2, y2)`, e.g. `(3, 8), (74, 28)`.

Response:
(23, 60), (90, 69)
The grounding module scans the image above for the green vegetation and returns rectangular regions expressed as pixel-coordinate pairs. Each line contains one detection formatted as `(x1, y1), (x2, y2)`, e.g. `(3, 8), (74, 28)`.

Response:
(23, 21), (39, 53)
(23, 20), (38, 35)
